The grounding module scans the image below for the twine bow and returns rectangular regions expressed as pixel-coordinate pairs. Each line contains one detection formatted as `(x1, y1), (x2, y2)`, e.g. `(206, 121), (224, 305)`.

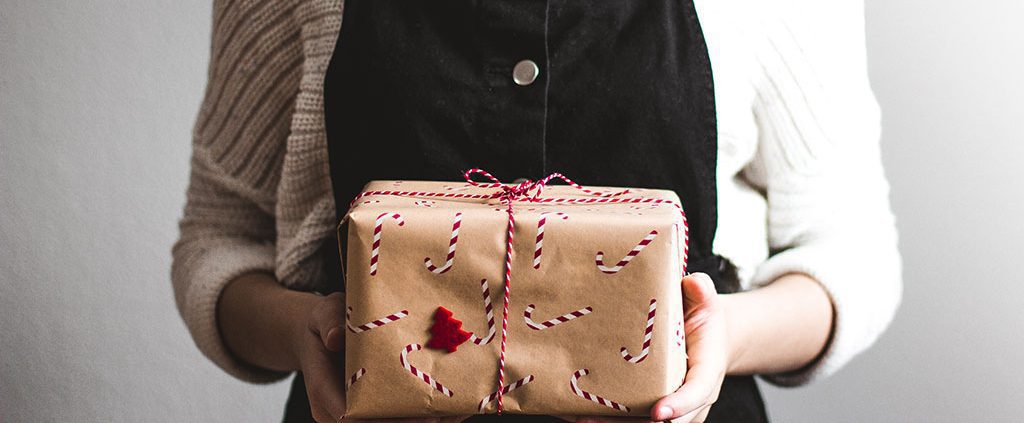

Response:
(460, 169), (632, 412)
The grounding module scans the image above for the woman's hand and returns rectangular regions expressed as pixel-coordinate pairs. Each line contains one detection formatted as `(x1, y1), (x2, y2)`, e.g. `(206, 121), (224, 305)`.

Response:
(220, 275), (470, 423)
(294, 292), (348, 422)
(648, 273), (729, 422)
(574, 272), (834, 423)
(296, 292), (471, 423)
(570, 273), (730, 423)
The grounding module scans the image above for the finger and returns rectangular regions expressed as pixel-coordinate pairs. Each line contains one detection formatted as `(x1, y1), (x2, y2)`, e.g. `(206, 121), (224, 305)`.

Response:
(690, 405), (711, 423)
(682, 273), (717, 309)
(677, 403), (711, 423)
(311, 292), (347, 352)
(303, 342), (346, 421)
(680, 275), (726, 361)
(323, 326), (345, 353)
(651, 361), (722, 420)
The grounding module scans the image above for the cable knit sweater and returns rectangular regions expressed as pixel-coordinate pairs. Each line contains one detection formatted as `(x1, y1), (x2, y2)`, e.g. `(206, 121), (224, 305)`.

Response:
(172, 0), (902, 387)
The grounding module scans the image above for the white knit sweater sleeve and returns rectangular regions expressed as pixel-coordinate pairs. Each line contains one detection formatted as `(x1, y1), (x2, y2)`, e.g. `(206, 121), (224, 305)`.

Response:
(171, 0), (297, 383)
(741, 0), (903, 386)
(172, 155), (287, 383)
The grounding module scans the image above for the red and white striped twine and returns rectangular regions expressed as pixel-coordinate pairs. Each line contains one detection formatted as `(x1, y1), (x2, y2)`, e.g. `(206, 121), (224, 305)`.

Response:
(620, 298), (657, 363)
(346, 169), (689, 412)
(595, 230), (659, 274)
(477, 375), (535, 412)
(533, 212), (568, 269)
(423, 212), (462, 274)
(369, 212), (405, 276)
(523, 304), (593, 331)
(346, 368), (366, 390)
(570, 368), (630, 413)
(495, 200), (515, 411)
(346, 306), (408, 333)
(530, 172), (631, 199)
(467, 279), (496, 345)
(400, 343), (454, 397)
(675, 222), (690, 274)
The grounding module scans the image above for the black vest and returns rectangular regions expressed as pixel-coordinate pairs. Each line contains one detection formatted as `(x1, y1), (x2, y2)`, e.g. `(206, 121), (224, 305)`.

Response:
(286, 2), (768, 421)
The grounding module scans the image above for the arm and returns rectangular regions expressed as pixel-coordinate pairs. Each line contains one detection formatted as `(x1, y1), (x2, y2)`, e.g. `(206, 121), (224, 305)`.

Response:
(644, 1), (902, 421)
(171, 150), (287, 383)
(217, 273), (351, 421)
(637, 273), (831, 423)
(171, 0), (303, 382)
(172, 3), (359, 421)
(740, 0), (902, 385)
(724, 273), (833, 376)
(216, 272), (326, 373)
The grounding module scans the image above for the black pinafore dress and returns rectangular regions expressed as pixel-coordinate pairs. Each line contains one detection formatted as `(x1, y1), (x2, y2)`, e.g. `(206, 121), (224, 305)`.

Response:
(285, 1), (769, 421)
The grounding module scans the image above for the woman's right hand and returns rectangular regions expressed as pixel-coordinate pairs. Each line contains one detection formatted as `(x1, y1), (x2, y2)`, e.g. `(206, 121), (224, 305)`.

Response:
(219, 274), (469, 422)
(296, 292), (470, 423)
(294, 292), (349, 422)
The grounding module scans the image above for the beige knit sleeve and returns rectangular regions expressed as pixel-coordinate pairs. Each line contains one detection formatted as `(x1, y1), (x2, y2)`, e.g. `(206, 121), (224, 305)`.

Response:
(741, 0), (903, 386)
(171, 0), (301, 383)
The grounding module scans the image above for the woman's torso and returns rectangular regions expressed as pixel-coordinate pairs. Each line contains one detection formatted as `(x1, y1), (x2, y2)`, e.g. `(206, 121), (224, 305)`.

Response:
(301, 1), (768, 421)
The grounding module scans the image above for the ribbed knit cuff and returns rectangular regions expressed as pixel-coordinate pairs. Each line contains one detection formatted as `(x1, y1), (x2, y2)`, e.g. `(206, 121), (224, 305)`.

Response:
(748, 240), (902, 386)
(178, 240), (292, 383)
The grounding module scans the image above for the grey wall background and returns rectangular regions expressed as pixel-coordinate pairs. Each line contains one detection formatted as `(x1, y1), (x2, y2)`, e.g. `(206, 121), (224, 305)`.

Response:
(1, 1), (1020, 421)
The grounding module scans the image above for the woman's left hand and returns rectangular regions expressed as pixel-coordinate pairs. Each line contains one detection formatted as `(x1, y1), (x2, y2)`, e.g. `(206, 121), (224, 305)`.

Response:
(572, 272), (730, 423)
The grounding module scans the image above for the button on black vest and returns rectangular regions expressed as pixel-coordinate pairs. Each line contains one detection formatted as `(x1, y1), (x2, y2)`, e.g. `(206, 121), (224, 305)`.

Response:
(285, 1), (769, 422)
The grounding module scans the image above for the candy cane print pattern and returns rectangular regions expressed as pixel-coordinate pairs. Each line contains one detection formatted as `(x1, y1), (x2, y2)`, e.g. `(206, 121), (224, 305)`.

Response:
(523, 304), (593, 330)
(400, 344), (454, 397)
(620, 298), (656, 363)
(467, 279), (496, 345)
(346, 368), (366, 390)
(477, 375), (536, 412)
(570, 369), (630, 412)
(414, 200), (435, 207)
(369, 213), (405, 276)
(423, 212), (462, 274)
(595, 230), (659, 274)
(675, 319), (684, 348)
(533, 212), (568, 269)
(346, 306), (409, 333)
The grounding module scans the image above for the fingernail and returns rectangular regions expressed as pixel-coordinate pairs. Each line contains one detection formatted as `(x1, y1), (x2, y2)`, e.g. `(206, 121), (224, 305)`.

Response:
(702, 274), (716, 292)
(654, 405), (673, 420)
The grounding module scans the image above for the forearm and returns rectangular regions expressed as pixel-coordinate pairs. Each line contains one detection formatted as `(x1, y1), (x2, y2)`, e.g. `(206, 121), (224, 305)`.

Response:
(217, 272), (324, 373)
(722, 273), (834, 375)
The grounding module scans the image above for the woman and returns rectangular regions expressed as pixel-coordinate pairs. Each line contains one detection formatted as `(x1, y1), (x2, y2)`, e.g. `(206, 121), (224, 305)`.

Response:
(172, 0), (901, 422)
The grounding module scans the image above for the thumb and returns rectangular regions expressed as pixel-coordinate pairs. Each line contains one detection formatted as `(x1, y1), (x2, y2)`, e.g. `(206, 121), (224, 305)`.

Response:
(310, 292), (346, 352)
(682, 272), (718, 308)
(322, 327), (344, 353)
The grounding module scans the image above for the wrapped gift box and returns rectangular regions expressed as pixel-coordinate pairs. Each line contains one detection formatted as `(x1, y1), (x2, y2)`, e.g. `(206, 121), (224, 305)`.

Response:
(339, 176), (688, 417)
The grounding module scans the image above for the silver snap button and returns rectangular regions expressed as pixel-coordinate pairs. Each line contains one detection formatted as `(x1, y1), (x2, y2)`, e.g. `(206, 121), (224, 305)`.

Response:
(512, 60), (539, 86)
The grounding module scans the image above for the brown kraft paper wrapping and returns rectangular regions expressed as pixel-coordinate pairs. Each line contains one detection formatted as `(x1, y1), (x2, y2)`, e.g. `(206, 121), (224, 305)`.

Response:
(341, 180), (687, 417)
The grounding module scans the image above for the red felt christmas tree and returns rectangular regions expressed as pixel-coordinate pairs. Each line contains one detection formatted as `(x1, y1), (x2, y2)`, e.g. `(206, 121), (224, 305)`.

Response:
(426, 306), (471, 353)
